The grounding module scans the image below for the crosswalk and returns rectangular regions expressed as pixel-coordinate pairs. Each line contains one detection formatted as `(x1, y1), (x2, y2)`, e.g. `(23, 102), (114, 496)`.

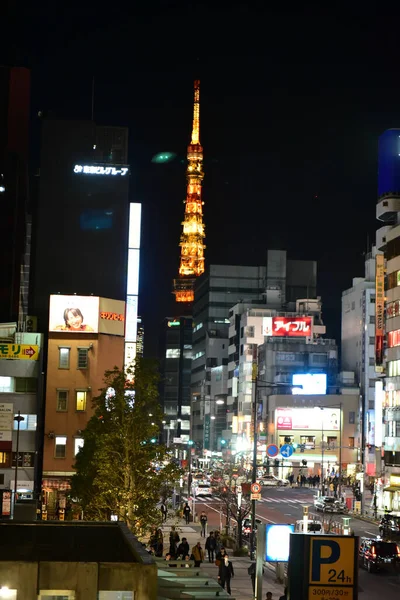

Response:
(187, 494), (312, 506)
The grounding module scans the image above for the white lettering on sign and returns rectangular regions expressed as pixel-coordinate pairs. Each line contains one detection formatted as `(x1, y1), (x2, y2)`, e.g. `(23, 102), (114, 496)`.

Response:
(73, 165), (129, 176)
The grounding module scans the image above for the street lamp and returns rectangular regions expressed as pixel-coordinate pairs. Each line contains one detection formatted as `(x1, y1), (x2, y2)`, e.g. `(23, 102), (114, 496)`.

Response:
(13, 411), (25, 506)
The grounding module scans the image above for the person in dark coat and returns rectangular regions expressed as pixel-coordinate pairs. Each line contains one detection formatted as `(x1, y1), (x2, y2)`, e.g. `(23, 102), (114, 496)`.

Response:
(218, 553), (234, 594)
(177, 537), (189, 558)
(183, 502), (191, 524)
(205, 531), (216, 562)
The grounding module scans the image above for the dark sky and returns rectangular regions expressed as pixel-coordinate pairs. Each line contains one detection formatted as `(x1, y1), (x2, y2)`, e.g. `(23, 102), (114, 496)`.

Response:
(6, 4), (400, 356)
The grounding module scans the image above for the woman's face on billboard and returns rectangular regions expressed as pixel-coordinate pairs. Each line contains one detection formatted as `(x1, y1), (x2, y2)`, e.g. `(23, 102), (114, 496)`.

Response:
(66, 310), (83, 329)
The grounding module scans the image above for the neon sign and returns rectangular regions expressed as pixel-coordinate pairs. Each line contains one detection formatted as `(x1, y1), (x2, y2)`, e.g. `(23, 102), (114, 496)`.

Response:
(100, 312), (125, 322)
(74, 165), (129, 176)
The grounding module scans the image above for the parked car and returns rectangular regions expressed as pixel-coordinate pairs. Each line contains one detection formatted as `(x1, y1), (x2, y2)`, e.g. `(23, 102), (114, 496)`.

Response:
(258, 475), (289, 487)
(379, 515), (400, 538)
(313, 496), (348, 513)
(295, 519), (324, 534)
(242, 518), (262, 536)
(359, 537), (400, 573)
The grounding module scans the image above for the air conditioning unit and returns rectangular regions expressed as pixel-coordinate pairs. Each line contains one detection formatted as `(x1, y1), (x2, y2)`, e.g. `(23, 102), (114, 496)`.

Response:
(25, 316), (37, 332)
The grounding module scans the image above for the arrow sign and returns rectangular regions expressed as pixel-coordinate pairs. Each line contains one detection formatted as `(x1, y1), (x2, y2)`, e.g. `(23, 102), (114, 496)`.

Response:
(24, 347), (36, 357)
(280, 444), (294, 458)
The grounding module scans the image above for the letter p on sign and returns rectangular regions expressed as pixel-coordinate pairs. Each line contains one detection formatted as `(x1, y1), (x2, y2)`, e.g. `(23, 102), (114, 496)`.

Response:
(309, 537), (354, 585)
(311, 540), (340, 581)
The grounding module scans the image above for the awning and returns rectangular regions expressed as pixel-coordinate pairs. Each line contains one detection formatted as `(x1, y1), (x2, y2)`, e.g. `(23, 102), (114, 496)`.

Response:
(383, 486), (400, 493)
(42, 478), (71, 491)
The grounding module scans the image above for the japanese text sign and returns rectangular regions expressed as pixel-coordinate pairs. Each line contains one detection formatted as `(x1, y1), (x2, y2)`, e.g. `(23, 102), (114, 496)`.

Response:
(0, 344), (39, 361)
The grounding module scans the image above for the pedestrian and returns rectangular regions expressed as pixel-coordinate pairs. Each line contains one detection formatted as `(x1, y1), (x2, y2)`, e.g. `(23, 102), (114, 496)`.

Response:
(183, 502), (191, 524)
(160, 502), (167, 522)
(266, 593), (272, 600)
(215, 546), (226, 567)
(279, 587), (287, 600)
(177, 537), (189, 558)
(200, 510), (208, 537)
(169, 526), (180, 557)
(218, 552), (234, 594)
(205, 531), (216, 562)
(155, 528), (164, 557)
(248, 561), (256, 593)
(191, 541), (205, 567)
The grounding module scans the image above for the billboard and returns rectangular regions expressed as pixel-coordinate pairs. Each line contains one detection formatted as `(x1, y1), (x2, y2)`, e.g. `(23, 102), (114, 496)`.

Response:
(49, 295), (99, 333)
(375, 254), (385, 369)
(0, 344), (39, 360)
(99, 298), (125, 337)
(266, 524), (294, 562)
(276, 407), (340, 431)
(375, 380), (384, 447)
(292, 373), (327, 395)
(125, 203), (142, 372)
(263, 316), (312, 337)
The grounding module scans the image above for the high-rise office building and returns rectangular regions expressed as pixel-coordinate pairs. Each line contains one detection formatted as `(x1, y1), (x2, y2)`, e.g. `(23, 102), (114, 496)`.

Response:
(0, 67), (32, 326)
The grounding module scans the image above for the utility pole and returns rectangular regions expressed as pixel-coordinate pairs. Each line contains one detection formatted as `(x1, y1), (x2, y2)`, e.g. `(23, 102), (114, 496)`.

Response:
(250, 358), (258, 560)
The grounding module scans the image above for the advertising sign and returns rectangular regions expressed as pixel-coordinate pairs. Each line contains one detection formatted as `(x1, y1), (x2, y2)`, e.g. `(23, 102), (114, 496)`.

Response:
(49, 295), (99, 333)
(276, 408), (340, 431)
(204, 414), (211, 450)
(1, 490), (11, 517)
(292, 373), (327, 395)
(375, 381), (384, 447)
(265, 524), (294, 562)
(99, 298), (125, 337)
(263, 316), (312, 337)
(0, 343), (39, 360)
(308, 536), (356, 600)
(375, 254), (385, 369)
(0, 403), (13, 450)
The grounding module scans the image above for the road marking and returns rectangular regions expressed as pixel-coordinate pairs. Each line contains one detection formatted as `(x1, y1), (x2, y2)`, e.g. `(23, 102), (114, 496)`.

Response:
(256, 512), (276, 524)
(284, 513), (292, 516)
(365, 530), (377, 536)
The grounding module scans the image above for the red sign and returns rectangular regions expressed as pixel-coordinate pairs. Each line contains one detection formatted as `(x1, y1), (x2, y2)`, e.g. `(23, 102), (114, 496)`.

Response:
(272, 316), (312, 337)
(100, 312), (125, 322)
(24, 346), (36, 357)
(277, 413), (293, 429)
(1, 491), (11, 516)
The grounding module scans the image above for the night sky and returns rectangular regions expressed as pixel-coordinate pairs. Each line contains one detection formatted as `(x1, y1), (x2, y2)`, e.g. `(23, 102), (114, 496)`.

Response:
(6, 4), (400, 356)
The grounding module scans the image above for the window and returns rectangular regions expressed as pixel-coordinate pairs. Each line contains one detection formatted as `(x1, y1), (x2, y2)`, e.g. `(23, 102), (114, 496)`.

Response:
(59, 347), (70, 369)
(388, 300), (400, 318)
(388, 329), (400, 348)
(0, 376), (13, 392)
(76, 390), (87, 412)
(57, 390), (69, 411)
(369, 316), (375, 325)
(369, 357), (375, 366)
(166, 348), (180, 358)
(349, 411), (355, 424)
(55, 436), (67, 458)
(15, 377), (37, 393)
(311, 353), (327, 364)
(77, 347), (89, 369)
(13, 414), (37, 431)
(348, 437), (355, 448)
(0, 452), (11, 468)
(327, 436), (337, 449)
(387, 270), (400, 290)
(12, 452), (34, 467)
(388, 360), (400, 377)
(181, 406), (191, 415)
(74, 437), (84, 455)
(193, 322), (203, 333)
(300, 435), (315, 449)
(369, 337), (375, 346)
(351, 301), (355, 310)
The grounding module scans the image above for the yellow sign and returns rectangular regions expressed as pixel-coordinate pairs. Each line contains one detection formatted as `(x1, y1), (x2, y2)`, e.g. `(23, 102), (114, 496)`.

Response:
(309, 586), (353, 600)
(309, 536), (355, 586)
(0, 344), (39, 361)
(390, 474), (400, 487)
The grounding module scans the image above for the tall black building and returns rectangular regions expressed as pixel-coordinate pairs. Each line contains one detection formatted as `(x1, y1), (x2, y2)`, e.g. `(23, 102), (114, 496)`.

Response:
(32, 119), (130, 329)
(0, 67), (31, 324)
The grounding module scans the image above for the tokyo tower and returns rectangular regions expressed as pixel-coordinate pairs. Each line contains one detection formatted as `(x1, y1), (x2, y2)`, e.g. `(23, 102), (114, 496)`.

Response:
(173, 80), (205, 304)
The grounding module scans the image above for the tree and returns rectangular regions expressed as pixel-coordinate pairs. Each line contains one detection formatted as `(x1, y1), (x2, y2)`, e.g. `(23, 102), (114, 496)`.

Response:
(211, 462), (252, 548)
(70, 358), (181, 536)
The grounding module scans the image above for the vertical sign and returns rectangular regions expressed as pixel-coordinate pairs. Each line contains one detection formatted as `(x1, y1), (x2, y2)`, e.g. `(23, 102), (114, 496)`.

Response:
(125, 203), (141, 378)
(375, 254), (385, 370)
(375, 380), (384, 447)
(0, 403), (13, 451)
(1, 491), (11, 517)
(204, 414), (210, 450)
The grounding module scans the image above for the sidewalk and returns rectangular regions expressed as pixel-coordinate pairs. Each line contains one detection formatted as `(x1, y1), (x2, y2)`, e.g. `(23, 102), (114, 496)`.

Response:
(160, 514), (286, 600)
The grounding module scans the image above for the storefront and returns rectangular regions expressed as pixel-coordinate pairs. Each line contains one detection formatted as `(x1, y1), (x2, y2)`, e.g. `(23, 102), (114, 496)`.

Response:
(42, 478), (71, 520)
(382, 474), (400, 511)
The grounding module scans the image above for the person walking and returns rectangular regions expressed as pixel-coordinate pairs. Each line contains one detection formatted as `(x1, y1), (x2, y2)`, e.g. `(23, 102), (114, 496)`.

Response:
(191, 541), (205, 567)
(183, 502), (191, 524)
(169, 526), (180, 557)
(177, 537), (189, 559)
(218, 553), (234, 594)
(160, 502), (167, 522)
(248, 561), (256, 594)
(205, 531), (216, 562)
(200, 510), (208, 537)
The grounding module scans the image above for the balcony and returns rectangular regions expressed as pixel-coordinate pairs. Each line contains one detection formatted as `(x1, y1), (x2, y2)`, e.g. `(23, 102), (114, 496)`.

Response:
(376, 194), (400, 223)
(376, 225), (391, 251)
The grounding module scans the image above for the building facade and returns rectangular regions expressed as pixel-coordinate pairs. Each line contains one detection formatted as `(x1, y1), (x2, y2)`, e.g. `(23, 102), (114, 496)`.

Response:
(0, 322), (43, 502)
(191, 251), (319, 450)
(341, 247), (380, 477)
(42, 295), (125, 517)
(159, 317), (192, 447)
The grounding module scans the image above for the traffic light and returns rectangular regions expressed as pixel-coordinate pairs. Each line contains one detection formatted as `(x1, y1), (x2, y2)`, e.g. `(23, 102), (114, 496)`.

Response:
(150, 438), (157, 443)
(220, 439), (226, 445)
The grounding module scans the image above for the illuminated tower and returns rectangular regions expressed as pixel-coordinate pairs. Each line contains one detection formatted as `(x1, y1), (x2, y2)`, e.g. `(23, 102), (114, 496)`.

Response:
(173, 80), (205, 304)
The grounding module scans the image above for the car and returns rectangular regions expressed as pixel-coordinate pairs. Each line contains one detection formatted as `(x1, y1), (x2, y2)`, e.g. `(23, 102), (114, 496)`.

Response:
(195, 483), (212, 497)
(258, 475), (289, 487)
(379, 515), (400, 538)
(295, 519), (324, 534)
(242, 518), (262, 536)
(313, 496), (348, 513)
(359, 537), (400, 573)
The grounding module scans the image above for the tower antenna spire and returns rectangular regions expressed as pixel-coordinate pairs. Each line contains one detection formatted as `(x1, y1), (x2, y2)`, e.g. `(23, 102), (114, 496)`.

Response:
(173, 80), (206, 304)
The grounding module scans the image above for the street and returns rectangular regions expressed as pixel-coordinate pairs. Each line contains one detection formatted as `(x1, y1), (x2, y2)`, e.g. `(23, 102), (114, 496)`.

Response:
(193, 485), (400, 600)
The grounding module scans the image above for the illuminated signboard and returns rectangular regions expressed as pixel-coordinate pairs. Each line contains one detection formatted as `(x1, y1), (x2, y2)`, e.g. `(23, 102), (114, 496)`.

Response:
(375, 380), (384, 447)
(0, 403), (13, 451)
(265, 524), (294, 562)
(168, 320), (181, 327)
(276, 407), (340, 431)
(98, 298), (125, 337)
(125, 203), (142, 372)
(73, 165), (129, 176)
(263, 316), (312, 337)
(49, 296), (99, 333)
(100, 312), (124, 322)
(0, 344), (39, 361)
(292, 373), (327, 395)
(375, 254), (385, 369)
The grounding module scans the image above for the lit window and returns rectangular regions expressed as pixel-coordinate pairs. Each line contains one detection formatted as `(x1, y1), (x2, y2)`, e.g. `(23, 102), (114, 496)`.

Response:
(388, 329), (400, 348)
(0, 376), (14, 393)
(55, 436), (67, 458)
(76, 391), (87, 412)
(59, 347), (70, 369)
(193, 322), (203, 332)
(13, 415), (36, 431)
(388, 360), (400, 377)
(74, 437), (84, 455)
(77, 347), (89, 369)
(166, 349), (180, 358)
(56, 390), (68, 411)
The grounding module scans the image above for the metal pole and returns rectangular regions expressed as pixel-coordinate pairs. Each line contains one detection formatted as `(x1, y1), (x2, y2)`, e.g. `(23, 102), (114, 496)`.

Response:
(321, 409), (325, 496)
(255, 518), (266, 600)
(14, 411), (23, 506)
(339, 403), (342, 500)
(251, 373), (258, 559)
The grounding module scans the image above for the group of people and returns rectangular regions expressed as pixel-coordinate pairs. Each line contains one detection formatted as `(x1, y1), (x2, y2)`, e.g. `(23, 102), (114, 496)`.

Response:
(287, 473), (321, 487)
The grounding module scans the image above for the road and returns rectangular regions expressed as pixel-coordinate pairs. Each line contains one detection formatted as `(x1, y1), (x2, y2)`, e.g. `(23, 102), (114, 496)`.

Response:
(193, 485), (400, 600)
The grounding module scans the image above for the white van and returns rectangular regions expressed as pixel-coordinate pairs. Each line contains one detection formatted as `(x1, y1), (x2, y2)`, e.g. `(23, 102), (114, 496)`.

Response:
(295, 519), (324, 534)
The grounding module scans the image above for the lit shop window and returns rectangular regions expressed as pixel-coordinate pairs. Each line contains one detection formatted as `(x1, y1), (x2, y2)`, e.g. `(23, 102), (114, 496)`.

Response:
(76, 391), (87, 412)
(387, 270), (400, 289)
(55, 436), (67, 458)
(166, 349), (180, 358)
(0, 376), (14, 392)
(388, 360), (400, 377)
(388, 329), (400, 348)
(387, 300), (400, 318)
